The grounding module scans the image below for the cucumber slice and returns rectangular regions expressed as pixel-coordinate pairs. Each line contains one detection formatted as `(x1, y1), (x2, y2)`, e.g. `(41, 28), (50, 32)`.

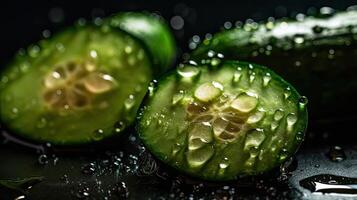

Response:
(0, 23), (153, 145)
(191, 10), (357, 122)
(138, 60), (308, 180)
(107, 12), (176, 76)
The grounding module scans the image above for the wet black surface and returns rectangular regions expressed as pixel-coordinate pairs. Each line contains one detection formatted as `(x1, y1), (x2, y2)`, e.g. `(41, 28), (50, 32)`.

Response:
(1, 0), (357, 199)
(1, 130), (357, 200)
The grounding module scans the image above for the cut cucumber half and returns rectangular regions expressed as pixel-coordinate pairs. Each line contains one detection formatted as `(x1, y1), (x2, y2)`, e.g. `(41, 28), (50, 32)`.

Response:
(138, 60), (308, 180)
(0, 12), (175, 145)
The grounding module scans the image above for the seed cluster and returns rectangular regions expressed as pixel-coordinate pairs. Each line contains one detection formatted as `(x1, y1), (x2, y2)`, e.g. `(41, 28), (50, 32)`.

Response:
(187, 82), (261, 143)
(43, 60), (115, 110)
(184, 81), (266, 168)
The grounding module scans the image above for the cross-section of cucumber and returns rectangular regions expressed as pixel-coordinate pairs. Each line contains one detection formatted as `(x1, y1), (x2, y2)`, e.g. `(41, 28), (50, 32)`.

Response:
(0, 15), (167, 145)
(137, 60), (308, 180)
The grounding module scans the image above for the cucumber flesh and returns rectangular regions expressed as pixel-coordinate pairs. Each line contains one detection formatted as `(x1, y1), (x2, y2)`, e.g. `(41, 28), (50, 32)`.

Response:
(0, 24), (152, 145)
(138, 60), (308, 180)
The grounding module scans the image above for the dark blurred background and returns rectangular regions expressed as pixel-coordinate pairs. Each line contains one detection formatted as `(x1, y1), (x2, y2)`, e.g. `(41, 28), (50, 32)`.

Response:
(0, 0), (355, 67)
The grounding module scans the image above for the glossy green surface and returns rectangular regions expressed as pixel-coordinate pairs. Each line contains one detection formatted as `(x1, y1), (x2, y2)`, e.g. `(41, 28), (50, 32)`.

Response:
(138, 61), (308, 180)
(0, 24), (152, 145)
(191, 10), (357, 121)
(107, 12), (176, 76)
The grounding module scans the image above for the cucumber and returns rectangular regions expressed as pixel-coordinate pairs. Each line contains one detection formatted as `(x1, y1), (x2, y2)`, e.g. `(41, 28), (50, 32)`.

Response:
(0, 12), (175, 145)
(107, 12), (176, 75)
(191, 10), (357, 122)
(137, 60), (308, 180)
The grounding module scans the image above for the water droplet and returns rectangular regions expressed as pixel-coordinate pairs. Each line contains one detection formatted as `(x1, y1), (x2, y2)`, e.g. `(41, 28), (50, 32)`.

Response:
(77, 18), (86, 26)
(93, 17), (103, 26)
(244, 129), (265, 151)
(233, 69), (242, 83)
(284, 87), (291, 99)
(12, 107), (18, 114)
(89, 50), (97, 58)
(75, 187), (90, 199)
(28, 45), (40, 58)
(247, 111), (265, 124)
(124, 95), (135, 110)
(218, 157), (230, 175)
(148, 81), (157, 97)
(56, 43), (65, 52)
(192, 35), (200, 43)
(249, 73), (255, 83)
(188, 123), (213, 150)
(92, 129), (104, 141)
(113, 182), (130, 199)
(327, 146), (346, 162)
(300, 174), (357, 195)
(265, 21), (275, 30)
(312, 25), (324, 34)
(278, 148), (289, 161)
(347, 5), (357, 11)
(81, 163), (96, 175)
(328, 49), (335, 59)
(295, 61), (301, 67)
(296, 13), (305, 21)
(170, 15), (184, 30)
(210, 58), (221, 66)
(188, 42), (197, 50)
(124, 46), (133, 54)
(263, 73), (271, 86)
(295, 131), (304, 141)
(207, 50), (216, 57)
(219, 158), (230, 169)
(42, 29), (51, 38)
(286, 113), (297, 131)
(224, 21), (232, 29)
(187, 145), (214, 168)
(177, 65), (200, 79)
(114, 121), (125, 133)
(38, 154), (49, 165)
(294, 37), (304, 44)
(320, 6), (335, 15)
(172, 143), (182, 156)
(298, 96), (308, 109)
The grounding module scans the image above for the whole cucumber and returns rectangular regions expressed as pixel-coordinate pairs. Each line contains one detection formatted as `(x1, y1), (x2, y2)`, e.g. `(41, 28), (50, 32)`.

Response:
(192, 10), (357, 124)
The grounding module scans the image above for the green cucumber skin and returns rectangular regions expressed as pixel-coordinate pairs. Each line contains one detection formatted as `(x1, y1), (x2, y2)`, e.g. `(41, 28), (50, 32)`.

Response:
(137, 61), (307, 181)
(192, 10), (357, 122)
(0, 12), (175, 145)
(107, 12), (176, 76)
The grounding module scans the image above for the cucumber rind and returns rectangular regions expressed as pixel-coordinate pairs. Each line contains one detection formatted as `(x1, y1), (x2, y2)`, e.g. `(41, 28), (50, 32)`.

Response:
(107, 12), (176, 76)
